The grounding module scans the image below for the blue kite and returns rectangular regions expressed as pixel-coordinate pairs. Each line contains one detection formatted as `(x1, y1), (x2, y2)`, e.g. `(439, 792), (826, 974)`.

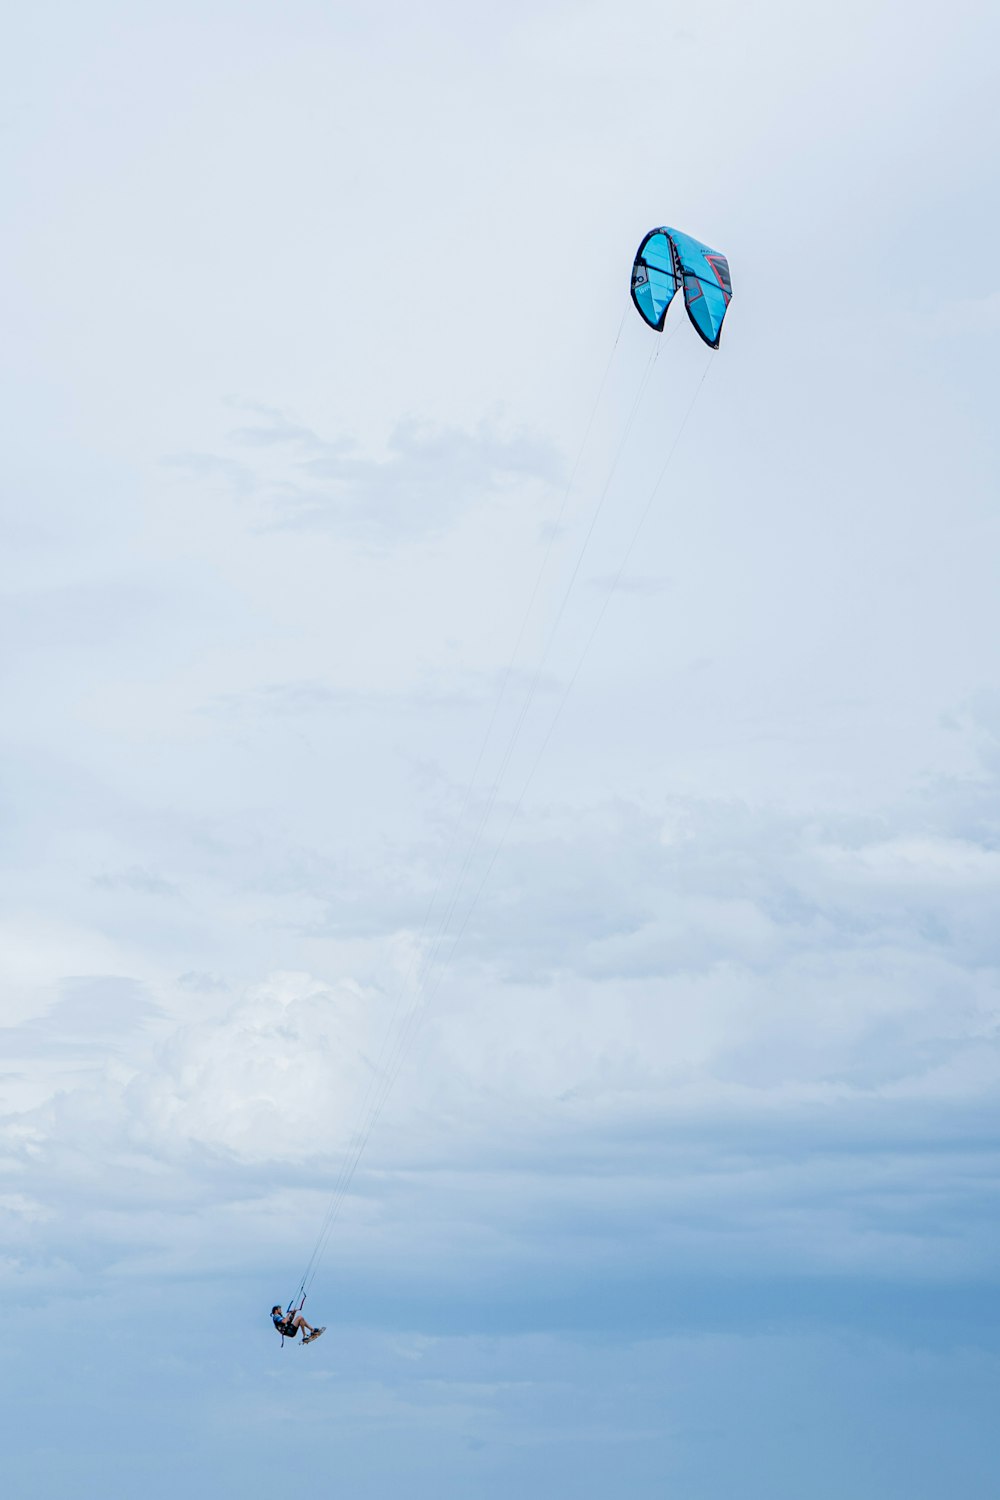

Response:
(630, 227), (732, 349)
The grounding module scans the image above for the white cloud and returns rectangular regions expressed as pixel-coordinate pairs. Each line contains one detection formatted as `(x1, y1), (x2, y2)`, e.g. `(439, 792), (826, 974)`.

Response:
(165, 414), (560, 542)
(3, 751), (999, 1292)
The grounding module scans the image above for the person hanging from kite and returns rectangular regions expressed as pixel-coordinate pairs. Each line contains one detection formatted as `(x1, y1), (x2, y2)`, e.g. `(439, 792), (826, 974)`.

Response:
(271, 1301), (325, 1346)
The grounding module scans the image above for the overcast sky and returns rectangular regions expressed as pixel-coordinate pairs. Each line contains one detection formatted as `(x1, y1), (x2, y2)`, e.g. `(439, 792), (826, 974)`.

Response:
(2, 2), (999, 1496)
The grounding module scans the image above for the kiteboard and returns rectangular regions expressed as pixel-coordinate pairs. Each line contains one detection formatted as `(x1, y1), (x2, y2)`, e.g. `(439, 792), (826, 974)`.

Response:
(303, 1326), (326, 1345)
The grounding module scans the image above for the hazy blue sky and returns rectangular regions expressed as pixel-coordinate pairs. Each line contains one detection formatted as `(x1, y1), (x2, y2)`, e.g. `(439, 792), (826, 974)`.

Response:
(2, 2), (998, 1496)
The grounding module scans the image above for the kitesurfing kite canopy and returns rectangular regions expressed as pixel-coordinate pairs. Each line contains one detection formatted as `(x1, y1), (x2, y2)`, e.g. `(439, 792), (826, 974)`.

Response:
(631, 227), (732, 349)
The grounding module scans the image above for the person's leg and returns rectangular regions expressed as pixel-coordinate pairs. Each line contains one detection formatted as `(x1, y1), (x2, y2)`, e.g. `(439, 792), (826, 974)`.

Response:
(292, 1313), (315, 1334)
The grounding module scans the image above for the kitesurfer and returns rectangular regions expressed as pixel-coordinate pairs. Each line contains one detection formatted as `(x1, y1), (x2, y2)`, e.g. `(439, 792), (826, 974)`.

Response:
(271, 1304), (325, 1344)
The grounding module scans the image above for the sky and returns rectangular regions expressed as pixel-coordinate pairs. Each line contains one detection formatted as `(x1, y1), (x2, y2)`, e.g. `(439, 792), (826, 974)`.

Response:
(2, 1), (999, 1495)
